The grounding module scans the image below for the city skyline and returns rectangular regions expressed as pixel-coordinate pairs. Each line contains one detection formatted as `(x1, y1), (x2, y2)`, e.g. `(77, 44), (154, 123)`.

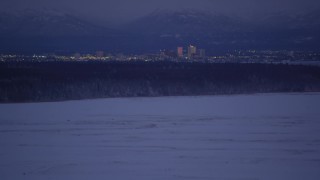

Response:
(1, 1), (320, 180)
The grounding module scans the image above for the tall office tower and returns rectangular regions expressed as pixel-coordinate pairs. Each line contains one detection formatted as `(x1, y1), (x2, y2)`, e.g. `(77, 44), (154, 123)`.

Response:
(96, 51), (104, 58)
(74, 53), (81, 60)
(188, 45), (197, 59)
(177, 47), (183, 57)
(199, 49), (206, 58)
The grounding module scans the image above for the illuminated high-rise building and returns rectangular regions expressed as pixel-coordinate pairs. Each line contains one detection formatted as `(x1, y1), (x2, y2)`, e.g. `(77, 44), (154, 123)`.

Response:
(96, 51), (104, 58)
(199, 49), (206, 58)
(74, 53), (81, 60)
(188, 45), (197, 58)
(177, 47), (183, 57)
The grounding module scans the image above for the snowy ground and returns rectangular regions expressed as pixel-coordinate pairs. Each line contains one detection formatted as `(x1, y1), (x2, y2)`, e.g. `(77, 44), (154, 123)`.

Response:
(1, 93), (320, 180)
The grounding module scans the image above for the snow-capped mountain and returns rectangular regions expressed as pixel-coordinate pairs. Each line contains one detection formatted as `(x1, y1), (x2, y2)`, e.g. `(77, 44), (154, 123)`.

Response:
(0, 9), (110, 37)
(120, 9), (256, 52)
(0, 8), (320, 53)
(0, 9), (122, 53)
(257, 10), (320, 30)
(126, 9), (253, 39)
(123, 9), (320, 51)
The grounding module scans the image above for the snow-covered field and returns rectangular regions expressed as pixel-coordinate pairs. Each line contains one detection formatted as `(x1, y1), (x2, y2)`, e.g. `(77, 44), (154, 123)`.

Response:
(1, 93), (320, 180)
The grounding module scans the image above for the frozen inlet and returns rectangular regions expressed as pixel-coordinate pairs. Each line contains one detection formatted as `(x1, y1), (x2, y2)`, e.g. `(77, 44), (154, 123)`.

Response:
(0, 93), (320, 180)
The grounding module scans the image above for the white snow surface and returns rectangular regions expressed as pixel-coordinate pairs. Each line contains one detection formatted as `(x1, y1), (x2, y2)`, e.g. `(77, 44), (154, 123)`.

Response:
(1, 93), (320, 180)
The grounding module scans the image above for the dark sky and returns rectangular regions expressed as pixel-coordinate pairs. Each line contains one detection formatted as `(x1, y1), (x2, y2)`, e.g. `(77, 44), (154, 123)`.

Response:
(1, 0), (320, 24)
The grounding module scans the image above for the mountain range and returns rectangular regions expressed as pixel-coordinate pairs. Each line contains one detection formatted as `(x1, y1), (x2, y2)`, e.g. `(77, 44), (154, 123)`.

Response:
(0, 9), (319, 54)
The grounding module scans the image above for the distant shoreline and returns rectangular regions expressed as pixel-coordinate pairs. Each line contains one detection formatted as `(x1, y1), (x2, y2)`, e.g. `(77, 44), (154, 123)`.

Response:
(1, 61), (320, 103)
(2, 91), (320, 104)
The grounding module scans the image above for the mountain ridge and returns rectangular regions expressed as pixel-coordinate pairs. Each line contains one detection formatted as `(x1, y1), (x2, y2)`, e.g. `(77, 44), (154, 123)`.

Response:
(0, 8), (320, 54)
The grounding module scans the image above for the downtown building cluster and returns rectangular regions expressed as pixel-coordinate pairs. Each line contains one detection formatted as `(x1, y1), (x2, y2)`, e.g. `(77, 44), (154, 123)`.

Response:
(159, 45), (206, 60)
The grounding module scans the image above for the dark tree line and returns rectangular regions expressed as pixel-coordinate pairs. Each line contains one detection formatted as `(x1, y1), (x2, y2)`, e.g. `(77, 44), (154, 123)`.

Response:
(1, 61), (320, 102)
